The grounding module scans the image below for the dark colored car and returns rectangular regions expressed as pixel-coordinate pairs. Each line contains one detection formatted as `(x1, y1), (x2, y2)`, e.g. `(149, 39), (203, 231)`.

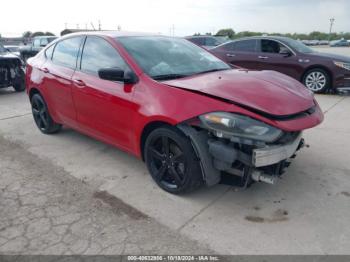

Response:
(26, 32), (323, 194)
(0, 44), (25, 92)
(211, 36), (350, 93)
(186, 36), (228, 50)
(20, 36), (57, 62)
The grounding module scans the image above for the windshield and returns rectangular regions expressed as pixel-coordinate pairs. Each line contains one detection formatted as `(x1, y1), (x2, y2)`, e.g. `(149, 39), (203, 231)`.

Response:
(283, 38), (314, 53)
(118, 36), (230, 80)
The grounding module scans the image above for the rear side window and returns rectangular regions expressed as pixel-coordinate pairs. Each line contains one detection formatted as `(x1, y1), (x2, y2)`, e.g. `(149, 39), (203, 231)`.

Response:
(233, 40), (257, 52)
(80, 36), (127, 76)
(40, 38), (49, 46)
(33, 39), (40, 47)
(220, 42), (235, 51)
(188, 38), (204, 45)
(205, 37), (220, 46)
(52, 37), (83, 69)
(45, 44), (55, 59)
(261, 39), (288, 54)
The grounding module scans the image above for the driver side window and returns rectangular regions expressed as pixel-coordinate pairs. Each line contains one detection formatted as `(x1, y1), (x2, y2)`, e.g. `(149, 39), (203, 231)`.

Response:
(80, 36), (128, 76)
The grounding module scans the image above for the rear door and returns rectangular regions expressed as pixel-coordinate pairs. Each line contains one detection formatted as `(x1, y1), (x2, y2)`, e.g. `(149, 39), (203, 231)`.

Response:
(40, 36), (84, 127)
(254, 39), (302, 79)
(213, 39), (259, 69)
(71, 36), (136, 150)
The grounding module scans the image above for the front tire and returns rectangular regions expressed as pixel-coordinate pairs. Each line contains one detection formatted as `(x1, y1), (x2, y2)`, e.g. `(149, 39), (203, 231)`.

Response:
(144, 126), (203, 194)
(302, 68), (330, 93)
(13, 71), (25, 92)
(31, 93), (62, 134)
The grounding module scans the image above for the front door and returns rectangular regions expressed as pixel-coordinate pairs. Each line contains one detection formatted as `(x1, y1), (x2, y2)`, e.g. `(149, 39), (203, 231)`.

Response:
(254, 39), (302, 79)
(72, 36), (137, 150)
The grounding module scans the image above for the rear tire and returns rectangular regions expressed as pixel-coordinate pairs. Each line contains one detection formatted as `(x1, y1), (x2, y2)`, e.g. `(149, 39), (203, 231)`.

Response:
(31, 93), (62, 134)
(302, 68), (330, 93)
(144, 126), (203, 194)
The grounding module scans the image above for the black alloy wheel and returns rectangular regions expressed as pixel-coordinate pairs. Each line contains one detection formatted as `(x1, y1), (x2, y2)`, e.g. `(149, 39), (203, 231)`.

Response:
(145, 126), (203, 194)
(31, 93), (62, 134)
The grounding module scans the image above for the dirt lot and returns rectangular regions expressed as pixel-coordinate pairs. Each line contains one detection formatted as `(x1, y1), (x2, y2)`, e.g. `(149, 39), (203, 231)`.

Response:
(0, 47), (350, 255)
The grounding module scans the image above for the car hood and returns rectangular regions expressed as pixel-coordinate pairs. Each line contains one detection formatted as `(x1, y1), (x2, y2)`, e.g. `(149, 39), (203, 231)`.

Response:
(163, 69), (314, 116)
(0, 52), (20, 60)
(308, 51), (350, 62)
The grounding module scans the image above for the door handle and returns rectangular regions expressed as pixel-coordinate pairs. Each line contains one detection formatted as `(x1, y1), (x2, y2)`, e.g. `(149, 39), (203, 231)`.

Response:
(41, 67), (50, 73)
(258, 56), (269, 59)
(73, 79), (86, 87)
(226, 54), (236, 57)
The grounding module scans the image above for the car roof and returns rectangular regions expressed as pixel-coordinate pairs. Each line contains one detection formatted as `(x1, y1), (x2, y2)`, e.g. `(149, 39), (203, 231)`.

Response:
(231, 35), (294, 42)
(185, 35), (216, 39)
(33, 36), (57, 38)
(61, 31), (161, 39)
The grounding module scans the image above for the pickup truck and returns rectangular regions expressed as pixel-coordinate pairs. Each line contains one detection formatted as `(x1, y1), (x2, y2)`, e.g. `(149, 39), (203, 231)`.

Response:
(20, 36), (57, 62)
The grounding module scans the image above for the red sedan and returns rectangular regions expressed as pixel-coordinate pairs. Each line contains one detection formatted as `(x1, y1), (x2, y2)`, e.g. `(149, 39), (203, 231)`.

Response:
(26, 32), (323, 194)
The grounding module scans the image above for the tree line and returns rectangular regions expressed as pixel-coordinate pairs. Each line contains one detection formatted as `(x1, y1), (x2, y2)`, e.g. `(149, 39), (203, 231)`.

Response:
(194, 28), (350, 41)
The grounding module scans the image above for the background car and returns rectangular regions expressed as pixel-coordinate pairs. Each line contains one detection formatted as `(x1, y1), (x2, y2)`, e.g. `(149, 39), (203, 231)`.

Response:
(20, 36), (57, 62)
(330, 39), (350, 47)
(185, 35), (229, 49)
(4, 45), (21, 57)
(0, 44), (25, 92)
(211, 36), (350, 93)
(26, 32), (322, 194)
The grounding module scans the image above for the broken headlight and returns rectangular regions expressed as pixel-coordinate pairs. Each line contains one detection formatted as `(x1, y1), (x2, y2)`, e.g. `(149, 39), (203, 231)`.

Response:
(199, 112), (282, 142)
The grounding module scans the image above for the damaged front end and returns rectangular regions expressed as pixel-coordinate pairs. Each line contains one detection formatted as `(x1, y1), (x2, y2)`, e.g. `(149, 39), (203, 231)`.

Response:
(178, 112), (306, 188)
(0, 56), (25, 90)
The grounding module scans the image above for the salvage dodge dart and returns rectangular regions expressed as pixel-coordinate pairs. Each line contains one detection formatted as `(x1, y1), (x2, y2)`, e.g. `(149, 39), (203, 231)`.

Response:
(25, 32), (323, 194)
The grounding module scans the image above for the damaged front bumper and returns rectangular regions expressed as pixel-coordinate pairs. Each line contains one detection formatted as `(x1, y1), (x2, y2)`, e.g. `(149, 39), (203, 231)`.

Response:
(178, 124), (305, 188)
(252, 133), (303, 167)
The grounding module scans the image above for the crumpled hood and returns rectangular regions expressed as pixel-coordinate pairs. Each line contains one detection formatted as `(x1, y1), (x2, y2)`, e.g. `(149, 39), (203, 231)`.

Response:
(163, 69), (314, 116)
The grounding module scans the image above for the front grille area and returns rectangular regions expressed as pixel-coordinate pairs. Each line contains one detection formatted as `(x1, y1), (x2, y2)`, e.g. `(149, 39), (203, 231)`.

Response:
(0, 67), (10, 86)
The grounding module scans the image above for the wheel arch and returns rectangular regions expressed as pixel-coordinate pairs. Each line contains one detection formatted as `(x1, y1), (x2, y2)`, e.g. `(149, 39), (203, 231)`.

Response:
(139, 120), (174, 161)
(301, 65), (333, 87)
(29, 87), (41, 101)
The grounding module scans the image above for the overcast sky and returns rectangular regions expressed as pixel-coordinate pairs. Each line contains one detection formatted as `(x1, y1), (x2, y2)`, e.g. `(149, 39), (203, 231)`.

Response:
(1, 0), (349, 37)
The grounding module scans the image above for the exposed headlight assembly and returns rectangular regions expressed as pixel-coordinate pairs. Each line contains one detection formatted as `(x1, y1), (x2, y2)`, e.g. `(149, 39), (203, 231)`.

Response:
(199, 112), (282, 142)
(334, 61), (350, 71)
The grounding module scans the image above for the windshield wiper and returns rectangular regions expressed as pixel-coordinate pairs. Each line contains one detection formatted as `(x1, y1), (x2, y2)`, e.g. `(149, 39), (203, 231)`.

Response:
(152, 74), (188, 81)
(194, 68), (230, 75)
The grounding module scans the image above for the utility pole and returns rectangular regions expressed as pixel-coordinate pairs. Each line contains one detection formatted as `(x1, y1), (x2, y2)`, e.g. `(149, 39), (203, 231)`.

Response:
(98, 20), (101, 31)
(329, 18), (335, 41)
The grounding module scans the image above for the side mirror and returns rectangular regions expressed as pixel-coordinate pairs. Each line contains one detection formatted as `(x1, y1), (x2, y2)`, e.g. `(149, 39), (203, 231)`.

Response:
(98, 68), (138, 84)
(280, 49), (292, 57)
